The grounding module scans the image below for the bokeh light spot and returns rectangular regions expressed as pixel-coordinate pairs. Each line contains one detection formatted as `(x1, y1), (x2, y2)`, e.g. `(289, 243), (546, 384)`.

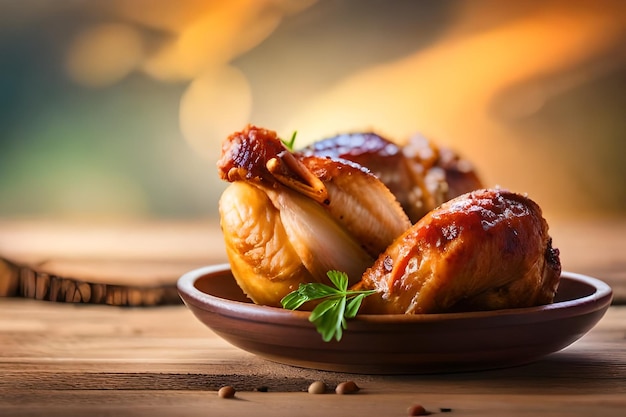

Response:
(65, 23), (144, 88)
(179, 65), (252, 160)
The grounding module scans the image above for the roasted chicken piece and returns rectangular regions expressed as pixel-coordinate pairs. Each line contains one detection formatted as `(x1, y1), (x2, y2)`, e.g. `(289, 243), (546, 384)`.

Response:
(355, 189), (561, 314)
(217, 125), (411, 306)
(300, 132), (482, 223)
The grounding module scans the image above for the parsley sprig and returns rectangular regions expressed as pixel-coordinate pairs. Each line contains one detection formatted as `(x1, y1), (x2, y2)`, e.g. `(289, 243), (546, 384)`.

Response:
(280, 130), (298, 151)
(281, 271), (376, 342)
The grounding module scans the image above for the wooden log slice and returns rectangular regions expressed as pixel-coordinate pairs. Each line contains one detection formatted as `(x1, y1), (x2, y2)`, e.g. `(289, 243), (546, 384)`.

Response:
(0, 220), (229, 307)
(0, 257), (210, 306)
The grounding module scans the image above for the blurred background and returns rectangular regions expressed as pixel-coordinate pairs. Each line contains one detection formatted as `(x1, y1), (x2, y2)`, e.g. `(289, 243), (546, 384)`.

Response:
(1, 0), (625, 222)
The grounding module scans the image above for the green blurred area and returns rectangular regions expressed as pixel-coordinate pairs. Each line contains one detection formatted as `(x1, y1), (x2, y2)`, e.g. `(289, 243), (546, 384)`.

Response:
(0, 22), (220, 219)
(0, 75), (219, 219)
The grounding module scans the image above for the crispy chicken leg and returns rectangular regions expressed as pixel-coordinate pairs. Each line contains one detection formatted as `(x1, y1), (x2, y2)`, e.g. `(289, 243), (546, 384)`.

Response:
(356, 189), (561, 314)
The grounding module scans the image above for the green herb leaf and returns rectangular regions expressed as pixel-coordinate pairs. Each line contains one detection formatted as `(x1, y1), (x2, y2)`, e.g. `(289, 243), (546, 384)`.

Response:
(280, 290), (309, 311)
(299, 282), (339, 299)
(280, 270), (376, 342)
(308, 298), (340, 322)
(280, 130), (298, 151)
(315, 297), (345, 342)
(327, 270), (348, 292)
(345, 293), (368, 318)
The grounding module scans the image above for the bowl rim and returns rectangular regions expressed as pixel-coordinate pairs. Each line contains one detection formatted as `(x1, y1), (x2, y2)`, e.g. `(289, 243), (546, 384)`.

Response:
(177, 264), (613, 326)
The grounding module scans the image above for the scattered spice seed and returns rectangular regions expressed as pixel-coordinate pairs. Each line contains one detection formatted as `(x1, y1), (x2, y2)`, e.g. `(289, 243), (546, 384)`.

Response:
(440, 407), (452, 412)
(218, 385), (236, 398)
(335, 380), (360, 395)
(407, 404), (429, 416)
(308, 380), (326, 394)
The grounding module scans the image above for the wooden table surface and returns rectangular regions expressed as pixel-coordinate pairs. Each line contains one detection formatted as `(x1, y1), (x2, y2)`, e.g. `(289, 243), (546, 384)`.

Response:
(1, 217), (625, 416)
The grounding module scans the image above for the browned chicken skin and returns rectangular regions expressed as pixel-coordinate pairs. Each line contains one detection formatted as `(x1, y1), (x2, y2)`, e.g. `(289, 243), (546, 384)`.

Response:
(356, 189), (561, 314)
(217, 125), (411, 306)
(217, 126), (561, 313)
(300, 132), (483, 223)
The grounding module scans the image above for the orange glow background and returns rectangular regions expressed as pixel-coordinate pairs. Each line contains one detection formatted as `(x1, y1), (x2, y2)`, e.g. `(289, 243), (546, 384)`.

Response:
(0, 0), (624, 220)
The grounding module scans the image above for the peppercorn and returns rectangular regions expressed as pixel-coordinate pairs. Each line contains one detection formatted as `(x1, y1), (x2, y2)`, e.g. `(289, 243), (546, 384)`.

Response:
(335, 380), (360, 394)
(407, 404), (429, 416)
(218, 385), (236, 398)
(308, 380), (326, 394)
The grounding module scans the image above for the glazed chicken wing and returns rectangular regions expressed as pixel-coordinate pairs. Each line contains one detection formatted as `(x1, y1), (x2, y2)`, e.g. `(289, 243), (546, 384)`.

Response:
(356, 189), (561, 314)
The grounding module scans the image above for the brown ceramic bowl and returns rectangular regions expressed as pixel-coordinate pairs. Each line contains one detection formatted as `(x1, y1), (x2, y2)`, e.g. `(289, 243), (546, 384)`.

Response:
(177, 264), (612, 374)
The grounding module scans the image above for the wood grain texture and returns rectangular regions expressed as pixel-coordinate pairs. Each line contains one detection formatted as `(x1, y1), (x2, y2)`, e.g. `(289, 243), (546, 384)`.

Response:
(1, 391), (625, 417)
(0, 218), (625, 415)
(1, 299), (625, 416)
